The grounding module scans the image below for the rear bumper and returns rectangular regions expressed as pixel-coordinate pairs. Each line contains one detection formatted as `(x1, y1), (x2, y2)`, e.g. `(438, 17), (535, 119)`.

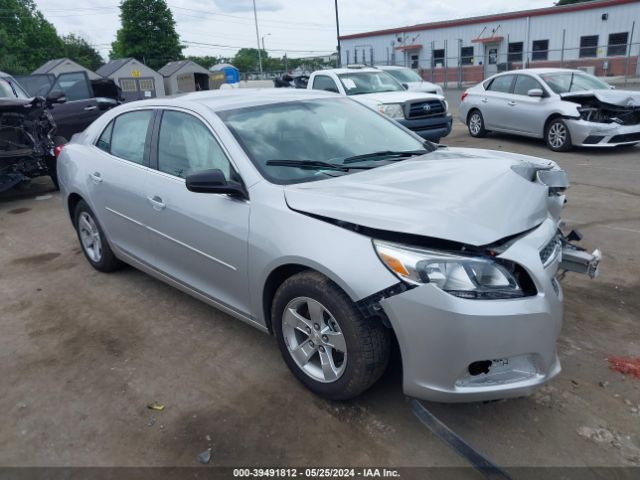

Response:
(566, 118), (640, 147)
(399, 114), (453, 141)
(379, 218), (565, 403)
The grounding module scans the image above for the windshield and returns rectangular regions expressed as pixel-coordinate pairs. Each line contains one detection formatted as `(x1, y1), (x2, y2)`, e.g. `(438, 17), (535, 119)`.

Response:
(540, 71), (611, 94)
(218, 97), (426, 185)
(384, 68), (423, 83)
(337, 71), (405, 95)
(0, 76), (29, 98)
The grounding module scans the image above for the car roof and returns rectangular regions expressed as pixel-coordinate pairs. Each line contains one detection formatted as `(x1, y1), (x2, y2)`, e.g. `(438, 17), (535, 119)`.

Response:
(125, 88), (340, 112)
(493, 68), (585, 76)
(375, 65), (407, 70)
(319, 67), (382, 75)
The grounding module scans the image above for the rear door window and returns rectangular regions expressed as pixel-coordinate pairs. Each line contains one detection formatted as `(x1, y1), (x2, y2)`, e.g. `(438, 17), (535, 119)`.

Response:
(109, 110), (154, 165)
(487, 75), (515, 93)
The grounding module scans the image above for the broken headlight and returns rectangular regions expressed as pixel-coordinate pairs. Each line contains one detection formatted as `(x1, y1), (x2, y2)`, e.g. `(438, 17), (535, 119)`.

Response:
(373, 240), (527, 299)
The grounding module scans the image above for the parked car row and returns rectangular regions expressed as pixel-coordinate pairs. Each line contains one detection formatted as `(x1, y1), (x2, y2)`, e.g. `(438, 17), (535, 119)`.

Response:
(460, 68), (640, 151)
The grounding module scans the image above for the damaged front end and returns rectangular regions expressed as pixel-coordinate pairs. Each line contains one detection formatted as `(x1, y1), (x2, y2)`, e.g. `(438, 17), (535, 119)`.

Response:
(0, 97), (56, 191)
(563, 90), (640, 146)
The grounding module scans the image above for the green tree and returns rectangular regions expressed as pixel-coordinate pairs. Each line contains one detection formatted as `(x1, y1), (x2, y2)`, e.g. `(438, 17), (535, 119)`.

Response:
(62, 34), (103, 71)
(110, 0), (183, 70)
(555, 0), (593, 5)
(232, 48), (268, 73)
(186, 55), (230, 70)
(0, 0), (63, 74)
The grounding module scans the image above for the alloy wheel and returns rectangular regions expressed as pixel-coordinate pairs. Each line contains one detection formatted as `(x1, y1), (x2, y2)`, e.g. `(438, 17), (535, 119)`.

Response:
(548, 122), (567, 149)
(281, 296), (347, 383)
(469, 113), (482, 135)
(78, 211), (103, 263)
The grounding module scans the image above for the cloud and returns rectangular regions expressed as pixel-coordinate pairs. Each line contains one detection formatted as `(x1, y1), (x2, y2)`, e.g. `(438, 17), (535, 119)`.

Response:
(212, 0), (283, 13)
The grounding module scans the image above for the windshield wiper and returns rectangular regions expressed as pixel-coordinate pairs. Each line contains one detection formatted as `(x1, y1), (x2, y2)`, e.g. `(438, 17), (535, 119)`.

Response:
(342, 149), (431, 164)
(265, 160), (371, 172)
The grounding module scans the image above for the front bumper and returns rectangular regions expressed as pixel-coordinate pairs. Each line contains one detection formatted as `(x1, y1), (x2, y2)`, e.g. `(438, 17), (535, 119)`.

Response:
(566, 118), (640, 147)
(380, 219), (564, 402)
(399, 114), (453, 141)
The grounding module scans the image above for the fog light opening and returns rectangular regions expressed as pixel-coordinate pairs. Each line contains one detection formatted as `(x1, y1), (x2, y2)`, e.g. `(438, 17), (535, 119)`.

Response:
(468, 360), (492, 376)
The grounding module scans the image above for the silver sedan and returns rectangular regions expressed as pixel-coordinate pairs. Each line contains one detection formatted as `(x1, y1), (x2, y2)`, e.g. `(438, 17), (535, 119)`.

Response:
(58, 89), (599, 402)
(459, 68), (640, 151)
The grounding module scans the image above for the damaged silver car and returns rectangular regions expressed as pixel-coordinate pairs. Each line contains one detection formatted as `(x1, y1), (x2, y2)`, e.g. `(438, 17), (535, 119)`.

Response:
(58, 89), (600, 402)
(460, 68), (640, 151)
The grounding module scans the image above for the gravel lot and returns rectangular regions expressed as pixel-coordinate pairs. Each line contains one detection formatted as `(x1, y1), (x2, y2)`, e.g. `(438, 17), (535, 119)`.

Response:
(1, 112), (639, 470)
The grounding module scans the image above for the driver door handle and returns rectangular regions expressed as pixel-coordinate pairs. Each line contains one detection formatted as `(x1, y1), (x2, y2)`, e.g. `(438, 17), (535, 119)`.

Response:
(84, 105), (98, 111)
(89, 172), (102, 184)
(147, 195), (166, 211)
(508, 101), (516, 106)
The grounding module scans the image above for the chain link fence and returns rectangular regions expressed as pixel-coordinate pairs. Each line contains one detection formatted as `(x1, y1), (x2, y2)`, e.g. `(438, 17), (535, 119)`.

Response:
(345, 41), (640, 90)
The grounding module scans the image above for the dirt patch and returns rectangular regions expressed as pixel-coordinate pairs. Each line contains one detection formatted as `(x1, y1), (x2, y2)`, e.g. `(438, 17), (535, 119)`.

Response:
(8, 207), (31, 215)
(11, 252), (61, 265)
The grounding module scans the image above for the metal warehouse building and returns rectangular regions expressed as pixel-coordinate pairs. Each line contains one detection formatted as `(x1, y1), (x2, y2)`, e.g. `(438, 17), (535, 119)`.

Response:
(339, 0), (640, 85)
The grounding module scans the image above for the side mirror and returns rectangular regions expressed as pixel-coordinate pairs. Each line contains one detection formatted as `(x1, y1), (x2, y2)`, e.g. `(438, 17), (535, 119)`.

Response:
(46, 90), (66, 104)
(402, 83), (409, 90)
(185, 169), (246, 198)
(527, 88), (544, 98)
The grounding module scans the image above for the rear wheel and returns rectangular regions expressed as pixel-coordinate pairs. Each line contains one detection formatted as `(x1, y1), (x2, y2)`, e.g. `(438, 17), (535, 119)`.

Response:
(272, 271), (390, 401)
(468, 110), (487, 138)
(545, 118), (572, 152)
(74, 200), (123, 272)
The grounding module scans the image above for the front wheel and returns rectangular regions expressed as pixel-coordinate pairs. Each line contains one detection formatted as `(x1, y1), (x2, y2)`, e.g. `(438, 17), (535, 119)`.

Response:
(467, 110), (487, 138)
(272, 271), (390, 401)
(545, 118), (572, 152)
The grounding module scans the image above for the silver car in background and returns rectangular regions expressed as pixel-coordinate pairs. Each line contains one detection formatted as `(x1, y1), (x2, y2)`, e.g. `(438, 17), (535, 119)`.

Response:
(58, 89), (599, 403)
(376, 65), (444, 96)
(460, 68), (640, 151)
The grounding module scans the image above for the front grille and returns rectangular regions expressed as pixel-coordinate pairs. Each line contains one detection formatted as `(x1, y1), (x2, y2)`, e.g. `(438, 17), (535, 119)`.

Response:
(540, 236), (561, 266)
(609, 132), (640, 144)
(406, 99), (445, 119)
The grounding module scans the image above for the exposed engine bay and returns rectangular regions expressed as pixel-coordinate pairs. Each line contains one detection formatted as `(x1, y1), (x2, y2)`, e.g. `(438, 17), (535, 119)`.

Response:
(564, 91), (640, 125)
(0, 97), (57, 191)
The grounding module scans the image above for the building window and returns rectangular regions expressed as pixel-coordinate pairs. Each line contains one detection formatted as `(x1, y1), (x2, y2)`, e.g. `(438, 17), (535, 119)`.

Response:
(532, 40), (549, 61)
(607, 32), (629, 56)
(432, 49), (445, 67)
(579, 35), (599, 58)
(508, 42), (523, 63)
(460, 46), (474, 65)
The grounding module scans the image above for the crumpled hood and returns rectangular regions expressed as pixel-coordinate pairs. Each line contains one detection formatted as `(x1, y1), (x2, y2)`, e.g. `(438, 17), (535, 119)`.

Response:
(284, 148), (559, 246)
(351, 90), (443, 106)
(561, 89), (640, 107)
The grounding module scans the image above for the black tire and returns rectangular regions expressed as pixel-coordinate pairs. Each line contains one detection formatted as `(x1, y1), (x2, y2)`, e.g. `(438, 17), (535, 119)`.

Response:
(467, 109), (487, 138)
(45, 136), (67, 190)
(545, 118), (572, 152)
(74, 200), (123, 273)
(272, 271), (390, 401)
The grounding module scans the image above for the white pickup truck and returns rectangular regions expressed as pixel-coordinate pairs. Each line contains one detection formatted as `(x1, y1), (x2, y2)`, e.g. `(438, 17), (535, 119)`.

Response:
(307, 67), (452, 142)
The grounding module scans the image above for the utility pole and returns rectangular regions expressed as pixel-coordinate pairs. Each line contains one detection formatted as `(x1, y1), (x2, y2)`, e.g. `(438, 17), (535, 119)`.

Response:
(334, 0), (341, 67)
(252, 0), (263, 74)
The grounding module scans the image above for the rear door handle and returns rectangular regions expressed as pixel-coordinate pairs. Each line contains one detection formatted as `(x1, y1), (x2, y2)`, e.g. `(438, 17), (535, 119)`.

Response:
(89, 172), (102, 184)
(147, 195), (166, 211)
(508, 101), (516, 106)
(84, 105), (98, 111)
